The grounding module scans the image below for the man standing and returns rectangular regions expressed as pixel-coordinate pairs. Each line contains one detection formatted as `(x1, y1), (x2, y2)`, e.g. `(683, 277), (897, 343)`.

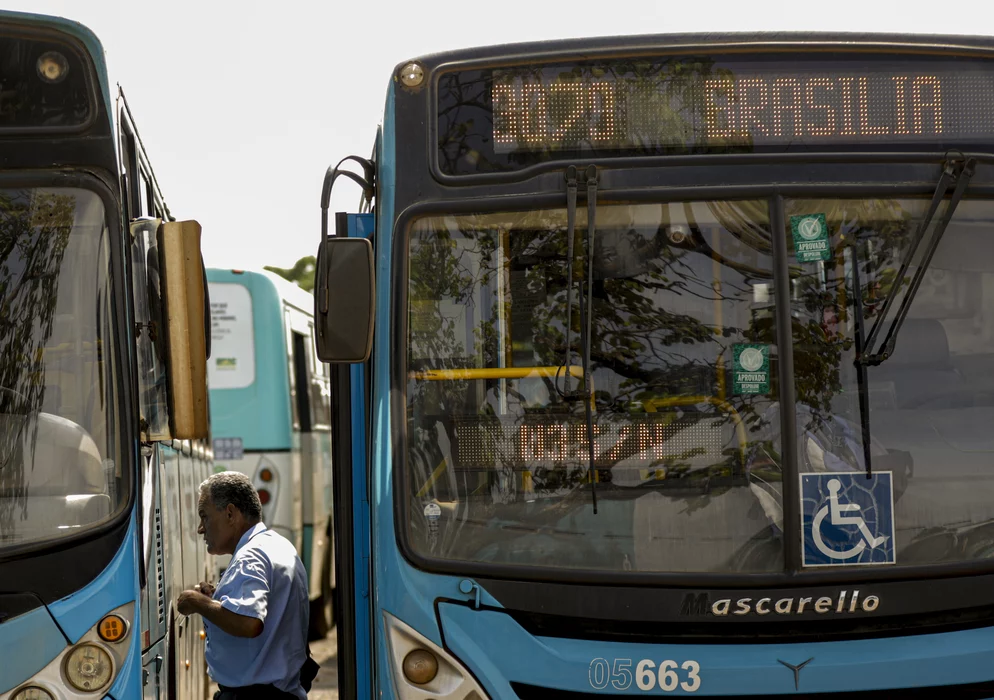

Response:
(177, 471), (311, 699)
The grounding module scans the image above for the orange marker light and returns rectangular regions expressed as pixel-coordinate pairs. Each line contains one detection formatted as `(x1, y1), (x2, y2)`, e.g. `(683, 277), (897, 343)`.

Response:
(259, 468), (273, 482)
(98, 614), (127, 643)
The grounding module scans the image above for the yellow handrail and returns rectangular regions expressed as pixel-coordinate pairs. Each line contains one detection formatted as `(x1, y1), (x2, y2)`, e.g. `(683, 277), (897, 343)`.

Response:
(415, 458), (449, 499)
(409, 366), (583, 381)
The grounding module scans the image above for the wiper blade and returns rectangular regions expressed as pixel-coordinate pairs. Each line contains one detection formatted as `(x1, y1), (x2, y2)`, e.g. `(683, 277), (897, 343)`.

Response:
(860, 154), (977, 366)
(559, 166), (580, 397)
(556, 165), (599, 513)
(851, 247), (873, 479)
(580, 165), (599, 514)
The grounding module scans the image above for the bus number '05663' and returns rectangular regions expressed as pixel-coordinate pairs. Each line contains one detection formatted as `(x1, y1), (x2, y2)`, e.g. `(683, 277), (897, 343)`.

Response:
(588, 658), (702, 693)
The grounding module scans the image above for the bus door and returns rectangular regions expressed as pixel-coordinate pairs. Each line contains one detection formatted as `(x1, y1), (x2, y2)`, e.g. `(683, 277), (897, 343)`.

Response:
(329, 211), (375, 700)
(283, 306), (307, 556)
(285, 302), (335, 638)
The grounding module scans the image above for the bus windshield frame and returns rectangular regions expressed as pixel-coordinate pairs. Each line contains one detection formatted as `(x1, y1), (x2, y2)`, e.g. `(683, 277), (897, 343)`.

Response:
(393, 172), (994, 587)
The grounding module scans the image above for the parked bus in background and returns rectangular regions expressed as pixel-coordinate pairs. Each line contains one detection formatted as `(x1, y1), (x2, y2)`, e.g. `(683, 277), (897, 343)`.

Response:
(207, 268), (335, 640)
(0, 11), (212, 700)
(315, 32), (994, 698)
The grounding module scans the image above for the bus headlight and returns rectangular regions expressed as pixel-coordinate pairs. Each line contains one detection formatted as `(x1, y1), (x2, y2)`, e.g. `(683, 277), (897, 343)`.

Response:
(12, 687), (54, 700)
(36, 51), (69, 84)
(64, 643), (114, 692)
(403, 649), (439, 684)
(399, 62), (424, 87)
(384, 611), (489, 700)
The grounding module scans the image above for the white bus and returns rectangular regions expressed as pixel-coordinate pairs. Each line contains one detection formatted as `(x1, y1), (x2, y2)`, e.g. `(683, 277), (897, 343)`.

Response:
(206, 268), (334, 639)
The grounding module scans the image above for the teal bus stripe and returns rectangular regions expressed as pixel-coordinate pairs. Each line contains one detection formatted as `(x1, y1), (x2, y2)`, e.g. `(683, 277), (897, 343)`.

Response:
(301, 524), (314, 577)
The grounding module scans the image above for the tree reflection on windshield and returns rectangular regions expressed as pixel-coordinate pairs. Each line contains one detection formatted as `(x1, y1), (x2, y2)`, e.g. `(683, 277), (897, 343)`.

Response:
(0, 191), (72, 536)
(406, 198), (994, 575)
(406, 202), (785, 574)
(426, 50), (994, 576)
(0, 188), (122, 548)
(786, 198), (994, 570)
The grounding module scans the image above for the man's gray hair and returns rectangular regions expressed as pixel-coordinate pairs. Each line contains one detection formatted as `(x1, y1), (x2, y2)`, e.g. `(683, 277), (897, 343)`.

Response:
(199, 471), (263, 523)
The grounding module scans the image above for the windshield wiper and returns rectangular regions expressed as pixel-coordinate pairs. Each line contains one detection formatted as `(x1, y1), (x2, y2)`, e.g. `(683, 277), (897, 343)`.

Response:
(861, 154), (976, 366)
(581, 166), (599, 514)
(851, 248), (874, 479)
(851, 154), (976, 478)
(557, 165), (599, 513)
(560, 166), (580, 398)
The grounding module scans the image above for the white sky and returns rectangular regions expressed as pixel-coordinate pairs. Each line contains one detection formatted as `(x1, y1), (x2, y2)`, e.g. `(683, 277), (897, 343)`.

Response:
(9, 0), (994, 270)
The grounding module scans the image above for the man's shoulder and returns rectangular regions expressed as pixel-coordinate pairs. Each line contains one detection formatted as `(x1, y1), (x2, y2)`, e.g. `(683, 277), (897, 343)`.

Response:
(226, 543), (272, 580)
(253, 529), (303, 565)
(255, 528), (295, 551)
(257, 527), (291, 543)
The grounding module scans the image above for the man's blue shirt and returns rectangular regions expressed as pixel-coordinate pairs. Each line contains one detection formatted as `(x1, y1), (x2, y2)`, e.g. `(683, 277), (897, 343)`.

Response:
(204, 523), (309, 698)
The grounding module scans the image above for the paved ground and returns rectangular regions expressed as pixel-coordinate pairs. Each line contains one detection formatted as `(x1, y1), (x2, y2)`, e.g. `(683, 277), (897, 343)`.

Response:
(309, 627), (340, 699)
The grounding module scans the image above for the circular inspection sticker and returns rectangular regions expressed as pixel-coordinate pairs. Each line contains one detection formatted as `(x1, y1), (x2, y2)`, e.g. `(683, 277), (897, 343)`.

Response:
(738, 347), (765, 372)
(424, 502), (441, 520)
(798, 216), (823, 240)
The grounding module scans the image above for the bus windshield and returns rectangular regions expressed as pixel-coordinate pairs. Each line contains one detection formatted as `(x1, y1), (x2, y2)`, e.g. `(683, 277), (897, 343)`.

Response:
(0, 187), (124, 550)
(405, 197), (994, 575)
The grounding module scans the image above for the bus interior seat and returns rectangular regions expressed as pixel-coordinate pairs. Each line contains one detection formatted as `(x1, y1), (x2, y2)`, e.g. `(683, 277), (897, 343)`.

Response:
(16, 412), (104, 496)
(41, 384), (61, 414)
(952, 351), (994, 383)
(8, 493), (113, 538)
(868, 318), (965, 409)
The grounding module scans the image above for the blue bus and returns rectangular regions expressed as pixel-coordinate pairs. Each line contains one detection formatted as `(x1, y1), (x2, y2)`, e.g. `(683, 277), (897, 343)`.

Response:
(0, 12), (212, 700)
(206, 268), (335, 639)
(314, 33), (994, 697)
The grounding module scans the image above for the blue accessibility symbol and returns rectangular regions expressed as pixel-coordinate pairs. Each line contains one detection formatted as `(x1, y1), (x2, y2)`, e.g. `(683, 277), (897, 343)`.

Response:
(801, 472), (895, 567)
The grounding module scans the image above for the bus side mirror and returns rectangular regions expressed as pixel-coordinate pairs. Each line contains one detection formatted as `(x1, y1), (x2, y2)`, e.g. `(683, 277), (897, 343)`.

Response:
(315, 237), (374, 363)
(158, 220), (209, 439)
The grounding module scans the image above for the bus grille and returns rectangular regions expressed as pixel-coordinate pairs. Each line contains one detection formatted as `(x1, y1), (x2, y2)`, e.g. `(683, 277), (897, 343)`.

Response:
(155, 506), (164, 625)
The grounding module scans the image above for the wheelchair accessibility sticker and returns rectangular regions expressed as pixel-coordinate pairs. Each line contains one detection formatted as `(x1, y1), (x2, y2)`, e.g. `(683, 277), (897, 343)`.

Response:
(801, 472), (896, 567)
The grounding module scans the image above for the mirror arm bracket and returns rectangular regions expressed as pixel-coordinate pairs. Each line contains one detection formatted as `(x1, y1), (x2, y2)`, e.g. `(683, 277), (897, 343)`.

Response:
(320, 156), (375, 239)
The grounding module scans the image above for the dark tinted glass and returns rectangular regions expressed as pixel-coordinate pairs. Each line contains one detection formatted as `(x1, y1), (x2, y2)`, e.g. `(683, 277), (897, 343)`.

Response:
(436, 54), (994, 175)
(0, 34), (92, 130)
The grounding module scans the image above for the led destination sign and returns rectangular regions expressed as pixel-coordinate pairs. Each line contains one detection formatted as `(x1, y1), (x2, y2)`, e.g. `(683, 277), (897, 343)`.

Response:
(451, 415), (729, 469)
(491, 64), (994, 152)
(434, 54), (994, 172)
